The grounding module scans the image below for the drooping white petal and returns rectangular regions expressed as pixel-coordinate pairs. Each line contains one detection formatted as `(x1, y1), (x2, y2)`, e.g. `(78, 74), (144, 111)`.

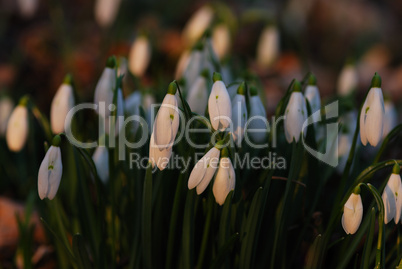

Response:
(128, 36), (151, 77)
(231, 94), (247, 145)
(183, 50), (203, 89)
(213, 158), (235, 205)
(92, 146), (109, 183)
(182, 6), (214, 46)
(337, 65), (358, 96)
(0, 97), (14, 136)
(154, 94), (179, 150)
(94, 0), (122, 28)
(187, 76), (208, 115)
(360, 87), (384, 147)
(94, 67), (115, 108)
(383, 101), (397, 139)
(382, 173), (402, 224)
(284, 92), (307, 143)
(38, 146), (62, 200)
(342, 193), (363, 235)
(208, 81), (232, 131)
(304, 85), (321, 123)
(6, 105), (28, 152)
(256, 26), (279, 68)
(51, 84), (75, 134)
(188, 147), (220, 190)
(149, 133), (172, 171)
(125, 91), (142, 135)
(247, 95), (267, 143)
(212, 24), (230, 60)
(196, 157), (219, 195)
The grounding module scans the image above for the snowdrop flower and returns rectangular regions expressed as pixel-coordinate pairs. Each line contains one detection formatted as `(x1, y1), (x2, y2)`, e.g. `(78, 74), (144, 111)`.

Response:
(187, 70), (209, 115)
(213, 148), (235, 205)
(382, 100), (397, 139)
(360, 73), (384, 147)
(284, 80), (307, 143)
(0, 96), (14, 136)
(231, 82), (247, 146)
(208, 72), (232, 131)
(256, 25), (280, 69)
(6, 99), (28, 152)
(17, 0), (38, 18)
(38, 136), (63, 200)
(182, 5), (214, 46)
(95, 0), (122, 28)
(149, 133), (172, 171)
(92, 145), (109, 184)
(382, 164), (402, 224)
(304, 74), (321, 124)
(175, 50), (191, 80)
(153, 82), (179, 150)
(125, 91), (142, 135)
(212, 24), (231, 60)
(128, 36), (151, 77)
(183, 44), (204, 91)
(94, 57), (124, 136)
(336, 133), (352, 174)
(337, 64), (358, 96)
(342, 189), (363, 235)
(188, 145), (221, 194)
(246, 86), (267, 144)
(51, 74), (75, 134)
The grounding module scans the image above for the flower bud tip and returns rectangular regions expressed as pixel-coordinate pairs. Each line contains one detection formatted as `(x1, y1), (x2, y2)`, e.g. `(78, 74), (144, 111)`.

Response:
(213, 72), (223, 83)
(167, 82), (177, 95)
(370, 72), (381, 88)
(237, 82), (247, 95)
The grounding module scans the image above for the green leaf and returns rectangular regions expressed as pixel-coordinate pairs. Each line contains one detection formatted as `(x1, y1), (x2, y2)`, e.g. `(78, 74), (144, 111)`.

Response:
(304, 234), (322, 269)
(182, 189), (196, 269)
(73, 234), (92, 269)
(211, 233), (240, 269)
(361, 207), (376, 269)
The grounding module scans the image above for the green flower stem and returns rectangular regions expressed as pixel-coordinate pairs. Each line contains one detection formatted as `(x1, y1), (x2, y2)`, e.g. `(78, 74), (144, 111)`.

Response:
(373, 123), (402, 164)
(196, 192), (215, 269)
(108, 145), (117, 268)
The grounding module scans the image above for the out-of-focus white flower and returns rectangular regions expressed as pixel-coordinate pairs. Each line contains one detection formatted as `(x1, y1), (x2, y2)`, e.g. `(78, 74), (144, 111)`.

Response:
(6, 103), (28, 152)
(51, 75), (75, 134)
(213, 149), (235, 205)
(94, 58), (124, 136)
(246, 86), (267, 144)
(360, 73), (384, 147)
(128, 36), (151, 77)
(382, 164), (402, 224)
(304, 74), (321, 124)
(231, 82), (247, 146)
(125, 91), (142, 135)
(149, 133), (172, 171)
(336, 134), (352, 174)
(17, 0), (38, 18)
(92, 146), (109, 184)
(95, 0), (122, 28)
(342, 192), (363, 235)
(284, 81), (307, 143)
(186, 73), (208, 115)
(337, 64), (358, 96)
(382, 100), (397, 139)
(212, 24), (231, 60)
(188, 146), (221, 194)
(0, 96), (14, 137)
(256, 25), (279, 69)
(153, 83), (180, 150)
(143, 93), (155, 132)
(208, 73), (232, 131)
(182, 5), (214, 46)
(38, 136), (62, 200)
(175, 50), (191, 79)
(183, 45), (204, 90)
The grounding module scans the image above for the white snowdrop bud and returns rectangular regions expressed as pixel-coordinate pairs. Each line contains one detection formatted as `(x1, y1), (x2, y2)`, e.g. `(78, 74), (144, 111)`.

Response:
(342, 191), (363, 235)
(51, 74), (75, 134)
(360, 73), (384, 147)
(337, 64), (358, 96)
(182, 5), (214, 46)
(95, 0), (122, 28)
(231, 82), (247, 146)
(212, 24), (231, 60)
(6, 99), (29, 152)
(38, 136), (63, 200)
(0, 96), (14, 137)
(128, 36), (151, 77)
(382, 164), (402, 224)
(284, 81), (307, 143)
(208, 73), (232, 131)
(213, 148), (235, 205)
(256, 25), (280, 68)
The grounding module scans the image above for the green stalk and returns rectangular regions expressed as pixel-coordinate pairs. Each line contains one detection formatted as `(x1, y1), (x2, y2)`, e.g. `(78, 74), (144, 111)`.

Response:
(196, 192), (215, 269)
(142, 164), (153, 269)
